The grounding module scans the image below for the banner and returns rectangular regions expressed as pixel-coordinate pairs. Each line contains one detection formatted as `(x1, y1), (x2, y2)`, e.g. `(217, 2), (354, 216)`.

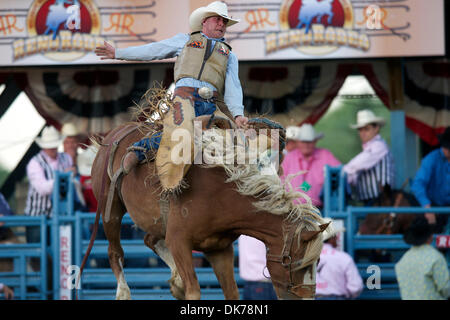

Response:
(59, 224), (72, 300)
(0, 0), (445, 66)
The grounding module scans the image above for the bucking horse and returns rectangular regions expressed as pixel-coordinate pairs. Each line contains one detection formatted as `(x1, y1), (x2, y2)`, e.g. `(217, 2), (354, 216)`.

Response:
(80, 87), (330, 300)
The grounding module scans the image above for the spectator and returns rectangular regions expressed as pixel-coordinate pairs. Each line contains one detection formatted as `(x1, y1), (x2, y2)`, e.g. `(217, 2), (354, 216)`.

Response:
(238, 235), (277, 300)
(410, 127), (450, 233)
(24, 126), (73, 271)
(281, 123), (341, 208)
(77, 147), (98, 213)
(0, 192), (16, 243)
(316, 218), (363, 300)
(284, 126), (301, 154)
(395, 217), (450, 300)
(0, 283), (14, 300)
(343, 109), (394, 205)
(61, 122), (81, 173)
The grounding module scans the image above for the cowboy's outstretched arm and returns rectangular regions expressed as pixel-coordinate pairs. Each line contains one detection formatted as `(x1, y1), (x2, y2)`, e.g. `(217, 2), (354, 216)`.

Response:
(224, 52), (247, 128)
(95, 41), (116, 60)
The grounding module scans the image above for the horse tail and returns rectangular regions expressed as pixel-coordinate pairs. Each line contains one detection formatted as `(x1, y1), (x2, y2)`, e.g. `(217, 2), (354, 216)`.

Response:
(76, 134), (112, 300)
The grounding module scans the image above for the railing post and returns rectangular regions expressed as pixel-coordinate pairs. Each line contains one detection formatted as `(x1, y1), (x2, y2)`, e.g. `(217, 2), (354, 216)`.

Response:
(346, 206), (354, 259)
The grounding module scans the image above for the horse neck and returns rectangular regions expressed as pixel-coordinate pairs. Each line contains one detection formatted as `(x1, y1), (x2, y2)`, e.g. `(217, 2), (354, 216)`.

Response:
(236, 211), (286, 254)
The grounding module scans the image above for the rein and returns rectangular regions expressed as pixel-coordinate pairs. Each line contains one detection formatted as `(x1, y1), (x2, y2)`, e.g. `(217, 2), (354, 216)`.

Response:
(266, 223), (316, 299)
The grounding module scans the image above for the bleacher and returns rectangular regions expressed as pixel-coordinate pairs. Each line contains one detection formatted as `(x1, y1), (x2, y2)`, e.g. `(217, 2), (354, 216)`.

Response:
(1, 169), (449, 300)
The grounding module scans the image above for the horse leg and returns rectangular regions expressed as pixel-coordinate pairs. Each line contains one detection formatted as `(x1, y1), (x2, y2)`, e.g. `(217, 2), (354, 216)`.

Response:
(204, 243), (239, 300)
(144, 235), (185, 299)
(166, 233), (200, 299)
(102, 197), (130, 300)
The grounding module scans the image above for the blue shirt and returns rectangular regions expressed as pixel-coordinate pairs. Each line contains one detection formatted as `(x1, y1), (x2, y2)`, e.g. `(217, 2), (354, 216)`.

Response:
(411, 148), (450, 207)
(115, 33), (244, 118)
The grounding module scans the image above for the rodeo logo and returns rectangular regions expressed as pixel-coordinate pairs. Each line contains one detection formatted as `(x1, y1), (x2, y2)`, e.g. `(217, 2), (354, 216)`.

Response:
(13, 0), (109, 61)
(266, 0), (370, 56)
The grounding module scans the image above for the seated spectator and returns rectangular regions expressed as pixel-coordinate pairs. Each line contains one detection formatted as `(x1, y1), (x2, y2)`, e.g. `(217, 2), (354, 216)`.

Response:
(0, 283), (14, 300)
(343, 109), (394, 205)
(395, 217), (450, 300)
(238, 235), (277, 300)
(281, 123), (341, 208)
(316, 218), (363, 300)
(410, 127), (450, 233)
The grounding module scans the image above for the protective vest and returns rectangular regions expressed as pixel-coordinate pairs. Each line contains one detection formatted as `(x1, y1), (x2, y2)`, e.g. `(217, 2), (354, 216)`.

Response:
(174, 32), (231, 95)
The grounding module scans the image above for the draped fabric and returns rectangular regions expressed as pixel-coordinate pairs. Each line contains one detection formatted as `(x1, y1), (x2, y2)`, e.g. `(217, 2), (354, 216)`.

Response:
(1, 59), (447, 144)
(239, 60), (391, 127)
(0, 64), (173, 134)
(403, 60), (450, 146)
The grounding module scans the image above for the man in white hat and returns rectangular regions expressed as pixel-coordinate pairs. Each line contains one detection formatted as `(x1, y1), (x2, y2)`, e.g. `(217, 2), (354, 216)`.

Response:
(316, 218), (363, 299)
(61, 122), (81, 173)
(343, 109), (394, 204)
(281, 123), (341, 208)
(95, 1), (248, 192)
(24, 126), (74, 270)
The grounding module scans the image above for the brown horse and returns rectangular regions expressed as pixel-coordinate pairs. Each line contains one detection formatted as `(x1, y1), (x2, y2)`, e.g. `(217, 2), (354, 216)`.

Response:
(86, 121), (328, 300)
(358, 186), (417, 235)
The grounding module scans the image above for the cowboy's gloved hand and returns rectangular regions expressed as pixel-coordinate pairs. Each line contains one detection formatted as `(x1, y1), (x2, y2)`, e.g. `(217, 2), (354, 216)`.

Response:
(235, 115), (248, 128)
(95, 41), (116, 60)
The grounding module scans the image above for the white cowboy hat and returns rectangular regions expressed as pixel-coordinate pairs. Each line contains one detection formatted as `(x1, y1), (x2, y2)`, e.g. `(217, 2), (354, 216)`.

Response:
(322, 218), (346, 242)
(35, 126), (63, 149)
(77, 147), (97, 176)
(350, 109), (386, 129)
(189, 1), (240, 32)
(293, 124), (324, 142)
(61, 122), (79, 137)
(286, 126), (301, 140)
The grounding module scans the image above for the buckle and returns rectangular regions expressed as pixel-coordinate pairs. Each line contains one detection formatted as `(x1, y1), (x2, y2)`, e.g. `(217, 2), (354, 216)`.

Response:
(198, 86), (214, 100)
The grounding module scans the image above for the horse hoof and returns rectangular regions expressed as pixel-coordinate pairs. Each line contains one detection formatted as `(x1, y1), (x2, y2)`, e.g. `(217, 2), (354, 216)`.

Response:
(116, 285), (131, 300)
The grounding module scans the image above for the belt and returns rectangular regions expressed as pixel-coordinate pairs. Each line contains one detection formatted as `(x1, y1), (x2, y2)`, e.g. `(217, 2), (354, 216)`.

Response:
(174, 86), (218, 103)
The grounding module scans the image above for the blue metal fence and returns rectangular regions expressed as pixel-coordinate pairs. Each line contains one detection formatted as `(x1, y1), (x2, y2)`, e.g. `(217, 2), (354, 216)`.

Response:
(2, 168), (449, 300)
(323, 165), (450, 299)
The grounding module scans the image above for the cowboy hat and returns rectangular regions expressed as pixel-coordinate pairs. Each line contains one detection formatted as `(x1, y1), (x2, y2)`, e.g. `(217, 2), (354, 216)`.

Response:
(403, 216), (433, 246)
(437, 126), (450, 149)
(350, 109), (386, 129)
(77, 147), (97, 176)
(61, 122), (79, 137)
(189, 1), (240, 32)
(322, 218), (346, 242)
(286, 126), (301, 140)
(35, 126), (63, 149)
(292, 124), (324, 142)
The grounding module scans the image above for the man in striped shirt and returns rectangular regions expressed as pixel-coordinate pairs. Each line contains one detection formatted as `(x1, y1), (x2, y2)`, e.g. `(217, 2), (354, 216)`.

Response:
(24, 126), (73, 246)
(343, 110), (394, 205)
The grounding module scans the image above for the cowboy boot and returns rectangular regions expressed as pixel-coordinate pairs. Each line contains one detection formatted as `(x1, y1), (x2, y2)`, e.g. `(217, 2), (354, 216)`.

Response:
(122, 151), (140, 175)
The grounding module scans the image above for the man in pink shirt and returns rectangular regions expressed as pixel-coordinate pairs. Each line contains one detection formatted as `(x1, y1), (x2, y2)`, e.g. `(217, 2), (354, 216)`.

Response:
(238, 235), (277, 300)
(316, 218), (364, 299)
(281, 124), (341, 208)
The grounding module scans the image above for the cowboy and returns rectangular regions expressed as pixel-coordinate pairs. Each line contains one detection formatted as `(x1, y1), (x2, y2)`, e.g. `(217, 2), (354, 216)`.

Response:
(61, 122), (82, 172)
(343, 109), (394, 205)
(410, 126), (450, 232)
(281, 123), (341, 208)
(95, 1), (248, 192)
(316, 218), (363, 300)
(395, 216), (450, 300)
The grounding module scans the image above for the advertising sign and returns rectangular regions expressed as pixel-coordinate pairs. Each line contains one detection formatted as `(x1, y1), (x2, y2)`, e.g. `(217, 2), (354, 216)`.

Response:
(0, 0), (445, 66)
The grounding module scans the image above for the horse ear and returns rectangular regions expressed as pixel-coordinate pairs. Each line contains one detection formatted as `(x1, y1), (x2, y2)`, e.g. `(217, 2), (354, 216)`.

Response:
(300, 222), (331, 242)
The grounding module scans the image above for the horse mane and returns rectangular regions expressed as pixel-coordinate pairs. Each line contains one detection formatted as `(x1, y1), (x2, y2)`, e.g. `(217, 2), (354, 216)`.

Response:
(201, 129), (326, 269)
